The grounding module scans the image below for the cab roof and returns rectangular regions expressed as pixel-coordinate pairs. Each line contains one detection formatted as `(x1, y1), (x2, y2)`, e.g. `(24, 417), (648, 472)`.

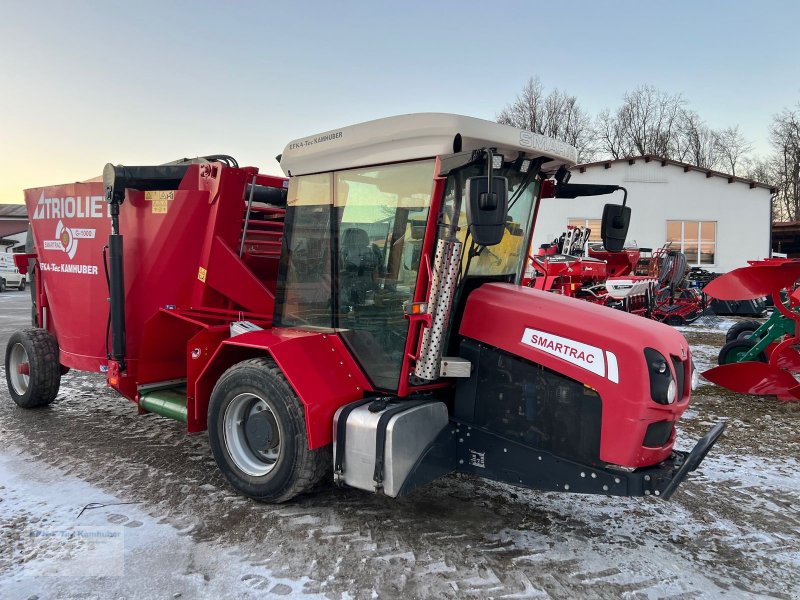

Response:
(279, 113), (578, 177)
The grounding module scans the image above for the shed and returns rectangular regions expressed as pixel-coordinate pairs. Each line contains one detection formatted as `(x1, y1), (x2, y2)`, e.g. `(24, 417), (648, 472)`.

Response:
(533, 156), (776, 273)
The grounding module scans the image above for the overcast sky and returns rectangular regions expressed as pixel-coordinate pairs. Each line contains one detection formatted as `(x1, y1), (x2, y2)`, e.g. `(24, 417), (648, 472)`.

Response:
(1, 0), (798, 203)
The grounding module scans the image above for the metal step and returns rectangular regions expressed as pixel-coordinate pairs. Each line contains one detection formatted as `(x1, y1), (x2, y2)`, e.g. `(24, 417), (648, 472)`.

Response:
(139, 389), (187, 423)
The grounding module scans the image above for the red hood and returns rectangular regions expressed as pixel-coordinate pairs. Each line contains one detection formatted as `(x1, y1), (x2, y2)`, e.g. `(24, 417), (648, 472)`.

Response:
(459, 283), (691, 467)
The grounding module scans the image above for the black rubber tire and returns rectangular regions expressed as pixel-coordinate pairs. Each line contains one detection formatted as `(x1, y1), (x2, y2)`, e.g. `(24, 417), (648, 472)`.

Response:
(208, 357), (330, 503)
(18, 279), (25, 291)
(725, 320), (763, 344)
(664, 315), (684, 326)
(0, 279), (6, 293)
(718, 338), (768, 366)
(4, 328), (61, 408)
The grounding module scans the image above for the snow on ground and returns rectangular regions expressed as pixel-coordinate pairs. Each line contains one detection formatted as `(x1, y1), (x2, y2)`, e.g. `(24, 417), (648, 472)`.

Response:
(1, 293), (799, 599)
(0, 448), (324, 600)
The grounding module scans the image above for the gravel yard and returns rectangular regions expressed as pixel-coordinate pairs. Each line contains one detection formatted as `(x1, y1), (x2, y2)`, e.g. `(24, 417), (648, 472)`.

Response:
(1, 291), (798, 599)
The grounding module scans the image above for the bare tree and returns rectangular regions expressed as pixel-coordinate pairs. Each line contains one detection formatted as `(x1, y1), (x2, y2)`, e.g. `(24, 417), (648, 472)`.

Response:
(769, 106), (800, 221)
(676, 111), (722, 170)
(497, 77), (595, 161)
(715, 126), (752, 176)
(617, 86), (686, 157)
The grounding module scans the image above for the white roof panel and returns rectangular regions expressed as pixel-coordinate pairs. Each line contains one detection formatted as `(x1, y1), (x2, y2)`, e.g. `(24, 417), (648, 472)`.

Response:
(279, 113), (577, 177)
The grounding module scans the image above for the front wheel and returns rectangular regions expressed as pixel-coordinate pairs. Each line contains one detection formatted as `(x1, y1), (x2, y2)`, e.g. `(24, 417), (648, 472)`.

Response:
(0, 279), (6, 293)
(18, 279), (26, 291)
(5, 328), (61, 408)
(208, 358), (330, 502)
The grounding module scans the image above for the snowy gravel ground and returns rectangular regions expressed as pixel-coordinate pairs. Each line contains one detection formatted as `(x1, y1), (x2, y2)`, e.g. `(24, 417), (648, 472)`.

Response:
(1, 292), (798, 599)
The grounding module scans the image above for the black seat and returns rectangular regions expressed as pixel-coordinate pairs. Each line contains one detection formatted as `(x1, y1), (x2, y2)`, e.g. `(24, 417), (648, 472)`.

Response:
(340, 227), (382, 306)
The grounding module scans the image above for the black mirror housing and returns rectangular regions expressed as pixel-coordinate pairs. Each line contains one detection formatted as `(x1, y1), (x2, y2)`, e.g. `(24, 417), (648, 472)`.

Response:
(466, 176), (509, 246)
(601, 203), (631, 252)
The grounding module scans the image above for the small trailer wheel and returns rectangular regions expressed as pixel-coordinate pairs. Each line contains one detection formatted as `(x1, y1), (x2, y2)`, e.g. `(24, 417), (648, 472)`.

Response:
(4, 328), (61, 408)
(725, 320), (762, 343)
(208, 358), (330, 502)
(718, 338), (767, 365)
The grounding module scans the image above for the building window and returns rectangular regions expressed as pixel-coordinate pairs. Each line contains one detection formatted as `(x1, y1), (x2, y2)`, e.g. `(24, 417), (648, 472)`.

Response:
(666, 220), (716, 265)
(567, 218), (602, 242)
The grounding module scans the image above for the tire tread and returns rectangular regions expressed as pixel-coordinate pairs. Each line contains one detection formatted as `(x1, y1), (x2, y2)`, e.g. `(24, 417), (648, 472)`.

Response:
(5, 328), (61, 408)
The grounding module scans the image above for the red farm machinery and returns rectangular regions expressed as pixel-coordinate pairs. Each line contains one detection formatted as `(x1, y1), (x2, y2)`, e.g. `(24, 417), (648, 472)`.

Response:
(5, 114), (724, 503)
(525, 225), (705, 327)
(703, 258), (800, 401)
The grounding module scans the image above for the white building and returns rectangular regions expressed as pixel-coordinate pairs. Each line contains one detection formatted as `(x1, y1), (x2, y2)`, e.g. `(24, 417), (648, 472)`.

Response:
(533, 156), (776, 273)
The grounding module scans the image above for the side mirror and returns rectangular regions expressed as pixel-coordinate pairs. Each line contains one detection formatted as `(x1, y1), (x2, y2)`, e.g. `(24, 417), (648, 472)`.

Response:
(466, 176), (508, 246)
(601, 203), (631, 252)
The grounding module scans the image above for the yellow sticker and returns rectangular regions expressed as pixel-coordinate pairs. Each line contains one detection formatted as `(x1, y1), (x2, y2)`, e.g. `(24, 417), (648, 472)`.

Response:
(197, 267), (207, 283)
(144, 190), (175, 201)
(152, 200), (168, 214)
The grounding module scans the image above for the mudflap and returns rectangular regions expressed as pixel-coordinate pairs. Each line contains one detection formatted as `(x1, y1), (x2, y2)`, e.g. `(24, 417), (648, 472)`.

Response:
(396, 420), (726, 500)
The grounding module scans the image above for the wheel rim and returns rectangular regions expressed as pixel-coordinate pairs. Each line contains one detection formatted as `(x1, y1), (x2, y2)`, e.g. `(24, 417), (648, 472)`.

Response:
(8, 342), (30, 396)
(223, 393), (281, 477)
(737, 330), (754, 340)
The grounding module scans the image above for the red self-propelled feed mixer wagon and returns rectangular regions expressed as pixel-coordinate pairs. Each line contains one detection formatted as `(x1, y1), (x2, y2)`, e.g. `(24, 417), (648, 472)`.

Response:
(6, 114), (724, 503)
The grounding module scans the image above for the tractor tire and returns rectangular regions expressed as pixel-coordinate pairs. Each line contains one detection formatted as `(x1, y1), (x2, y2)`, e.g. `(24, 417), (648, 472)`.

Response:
(725, 320), (763, 343)
(664, 315), (684, 327)
(4, 328), (61, 408)
(208, 357), (330, 503)
(18, 279), (26, 291)
(718, 338), (767, 366)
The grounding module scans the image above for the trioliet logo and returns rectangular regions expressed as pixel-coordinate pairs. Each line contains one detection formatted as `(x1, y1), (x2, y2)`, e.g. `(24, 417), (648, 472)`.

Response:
(32, 191), (107, 220)
(521, 327), (619, 383)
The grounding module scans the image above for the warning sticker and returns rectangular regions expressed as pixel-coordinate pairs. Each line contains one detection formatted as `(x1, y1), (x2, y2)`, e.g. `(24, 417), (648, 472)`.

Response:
(144, 191), (175, 201)
(145, 191), (174, 214)
(197, 266), (207, 283)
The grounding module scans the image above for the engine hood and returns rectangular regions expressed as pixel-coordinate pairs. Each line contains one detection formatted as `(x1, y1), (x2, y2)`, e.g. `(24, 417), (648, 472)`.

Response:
(460, 283), (690, 391)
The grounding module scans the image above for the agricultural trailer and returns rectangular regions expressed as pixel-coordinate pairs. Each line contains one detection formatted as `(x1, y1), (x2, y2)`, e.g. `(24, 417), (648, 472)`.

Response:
(6, 114), (724, 503)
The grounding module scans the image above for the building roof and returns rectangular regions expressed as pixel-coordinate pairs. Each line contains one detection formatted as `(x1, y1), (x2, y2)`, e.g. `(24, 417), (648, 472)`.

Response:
(0, 205), (28, 218)
(574, 155), (778, 194)
(280, 113), (578, 177)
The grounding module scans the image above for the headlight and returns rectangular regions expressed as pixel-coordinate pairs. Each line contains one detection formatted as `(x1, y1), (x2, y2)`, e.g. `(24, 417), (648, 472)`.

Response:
(666, 378), (677, 404)
(644, 347), (677, 405)
(691, 365), (700, 391)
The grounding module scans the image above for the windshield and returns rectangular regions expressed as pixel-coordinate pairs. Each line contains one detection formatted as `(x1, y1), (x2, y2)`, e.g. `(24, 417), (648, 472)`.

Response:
(441, 165), (540, 282)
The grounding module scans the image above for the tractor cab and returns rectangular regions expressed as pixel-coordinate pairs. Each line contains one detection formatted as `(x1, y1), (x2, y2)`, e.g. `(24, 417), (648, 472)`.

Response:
(277, 114), (584, 392)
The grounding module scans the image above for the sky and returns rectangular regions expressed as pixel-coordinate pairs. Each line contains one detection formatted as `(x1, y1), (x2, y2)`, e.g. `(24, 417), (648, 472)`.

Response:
(1, 0), (798, 204)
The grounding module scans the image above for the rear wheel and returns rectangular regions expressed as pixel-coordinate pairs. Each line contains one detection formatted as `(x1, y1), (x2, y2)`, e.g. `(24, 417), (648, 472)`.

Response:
(718, 338), (768, 365)
(208, 358), (330, 502)
(4, 328), (61, 408)
(725, 320), (763, 343)
(0, 279), (6, 293)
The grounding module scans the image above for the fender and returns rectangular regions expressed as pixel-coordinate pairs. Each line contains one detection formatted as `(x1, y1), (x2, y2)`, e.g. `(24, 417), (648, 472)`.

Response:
(193, 328), (373, 448)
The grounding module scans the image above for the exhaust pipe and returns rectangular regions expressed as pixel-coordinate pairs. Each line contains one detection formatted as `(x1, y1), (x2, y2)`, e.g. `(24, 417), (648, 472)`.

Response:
(413, 237), (463, 381)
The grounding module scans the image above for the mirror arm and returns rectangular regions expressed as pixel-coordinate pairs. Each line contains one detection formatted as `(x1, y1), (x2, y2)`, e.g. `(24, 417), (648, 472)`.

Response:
(486, 148), (494, 207)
